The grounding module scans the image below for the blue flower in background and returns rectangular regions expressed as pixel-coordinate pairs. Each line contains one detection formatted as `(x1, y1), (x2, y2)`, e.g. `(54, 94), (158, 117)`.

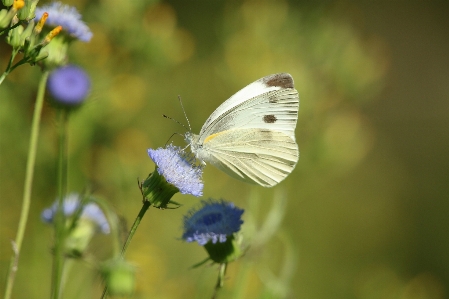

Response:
(35, 2), (92, 42)
(182, 199), (244, 245)
(42, 193), (110, 234)
(148, 145), (204, 197)
(47, 65), (90, 106)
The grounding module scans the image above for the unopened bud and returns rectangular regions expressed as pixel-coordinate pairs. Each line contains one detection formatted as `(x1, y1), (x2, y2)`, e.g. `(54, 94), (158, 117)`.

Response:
(13, 0), (24, 11)
(34, 12), (48, 34)
(42, 25), (62, 46)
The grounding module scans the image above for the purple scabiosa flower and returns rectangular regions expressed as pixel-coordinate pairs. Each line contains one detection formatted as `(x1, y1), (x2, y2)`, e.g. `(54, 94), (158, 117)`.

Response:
(148, 145), (204, 196)
(35, 2), (92, 42)
(42, 193), (110, 257)
(142, 145), (203, 208)
(182, 199), (244, 245)
(34, 2), (92, 68)
(47, 65), (90, 107)
(42, 193), (110, 234)
(182, 199), (244, 263)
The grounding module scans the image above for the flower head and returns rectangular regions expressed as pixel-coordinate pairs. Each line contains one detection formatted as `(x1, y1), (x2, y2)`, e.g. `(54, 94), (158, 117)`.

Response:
(35, 2), (92, 42)
(42, 193), (110, 234)
(47, 65), (90, 107)
(148, 145), (203, 197)
(182, 199), (244, 246)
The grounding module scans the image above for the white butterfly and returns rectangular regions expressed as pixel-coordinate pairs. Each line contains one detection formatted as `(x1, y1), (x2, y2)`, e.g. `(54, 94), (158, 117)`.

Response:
(185, 73), (299, 187)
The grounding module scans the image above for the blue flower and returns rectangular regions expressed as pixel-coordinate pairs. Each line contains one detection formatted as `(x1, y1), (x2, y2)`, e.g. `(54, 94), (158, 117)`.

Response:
(47, 65), (90, 106)
(42, 193), (110, 234)
(35, 2), (92, 42)
(148, 145), (203, 197)
(182, 199), (244, 245)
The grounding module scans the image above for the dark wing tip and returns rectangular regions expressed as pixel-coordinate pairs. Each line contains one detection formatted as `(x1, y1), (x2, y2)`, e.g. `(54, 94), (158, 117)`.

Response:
(263, 73), (294, 89)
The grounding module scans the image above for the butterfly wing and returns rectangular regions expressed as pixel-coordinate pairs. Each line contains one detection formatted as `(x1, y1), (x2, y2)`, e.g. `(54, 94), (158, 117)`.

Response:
(198, 73), (299, 142)
(196, 128), (299, 187)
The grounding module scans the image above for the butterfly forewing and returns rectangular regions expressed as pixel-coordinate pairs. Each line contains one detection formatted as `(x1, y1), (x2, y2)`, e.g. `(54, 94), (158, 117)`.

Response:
(199, 73), (299, 142)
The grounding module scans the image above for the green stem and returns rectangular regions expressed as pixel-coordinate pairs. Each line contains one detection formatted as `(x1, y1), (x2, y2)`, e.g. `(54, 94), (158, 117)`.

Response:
(100, 200), (151, 299)
(59, 258), (75, 297)
(0, 20), (22, 36)
(3, 70), (49, 299)
(120, 201), (151, 256)
(0, 71), (7, 85)
(211, 263), (228, 299)
(51, 108), (69, 299)
(0, 49), (19, 85)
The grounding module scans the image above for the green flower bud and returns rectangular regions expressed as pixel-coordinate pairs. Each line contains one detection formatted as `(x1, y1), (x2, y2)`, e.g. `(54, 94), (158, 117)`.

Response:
(17, 0), (30, 21)
(204, 235), (242, 263)
(2, 0), (14, 7)
(39, 35), (69, 69)
(101, 259), (136, 296)
(0, 10), (8, 27)
(19, 19), (33, 45)
(6, 24), (23, 49)
(26, 0), (39, 20)
(64, 218), (97, 258)
(0, 7), (15, 29)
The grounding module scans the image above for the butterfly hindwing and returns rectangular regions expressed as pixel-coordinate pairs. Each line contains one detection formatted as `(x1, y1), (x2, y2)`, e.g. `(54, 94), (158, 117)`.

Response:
(199, 128), (299, 187)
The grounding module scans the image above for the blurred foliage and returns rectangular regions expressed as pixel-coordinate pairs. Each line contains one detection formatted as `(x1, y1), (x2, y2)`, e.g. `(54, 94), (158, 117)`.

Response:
(1, 0), (448, 299)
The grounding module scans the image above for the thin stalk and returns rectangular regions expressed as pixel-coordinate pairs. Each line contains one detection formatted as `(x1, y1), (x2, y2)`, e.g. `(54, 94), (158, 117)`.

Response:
(100, 200), (151, 299)
(120, 200), (151, 256)
(211, 263), (228, 299)
(51, 108), (69, 299)
(0, 49), (19, 85)
(59, 258), (75, 297)
(0, 21), (22, 36)
(3, 70), (49, 299)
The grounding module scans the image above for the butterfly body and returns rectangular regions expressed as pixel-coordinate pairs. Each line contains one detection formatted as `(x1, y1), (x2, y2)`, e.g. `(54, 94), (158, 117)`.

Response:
(185, 73), (299, 187)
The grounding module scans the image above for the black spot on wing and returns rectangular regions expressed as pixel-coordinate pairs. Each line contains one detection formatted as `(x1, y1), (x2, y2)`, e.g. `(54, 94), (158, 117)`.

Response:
(263, 115), (277, 123)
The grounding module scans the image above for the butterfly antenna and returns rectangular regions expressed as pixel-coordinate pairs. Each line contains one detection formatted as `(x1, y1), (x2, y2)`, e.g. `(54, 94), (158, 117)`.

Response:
(178, 95), (191, 131)
(163, 114), (188, 130)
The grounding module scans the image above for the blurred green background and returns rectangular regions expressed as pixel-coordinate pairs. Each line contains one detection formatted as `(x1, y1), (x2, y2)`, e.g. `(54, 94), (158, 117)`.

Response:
(1, 1), (449, 298)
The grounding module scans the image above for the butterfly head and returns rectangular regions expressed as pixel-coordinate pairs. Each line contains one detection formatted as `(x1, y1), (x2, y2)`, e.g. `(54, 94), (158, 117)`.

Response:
(184, 131), (207, 165)
(184, 131), (193, 146)
(184, 131), (199, 152)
